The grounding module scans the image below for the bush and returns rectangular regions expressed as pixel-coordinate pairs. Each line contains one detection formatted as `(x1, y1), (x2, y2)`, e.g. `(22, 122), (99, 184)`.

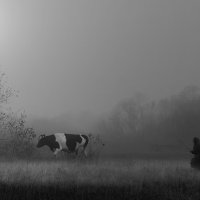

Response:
(4, 113), (36, 158)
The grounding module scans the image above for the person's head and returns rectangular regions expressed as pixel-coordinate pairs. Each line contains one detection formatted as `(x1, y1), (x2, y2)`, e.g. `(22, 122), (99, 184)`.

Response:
(193, 137), (200, 145)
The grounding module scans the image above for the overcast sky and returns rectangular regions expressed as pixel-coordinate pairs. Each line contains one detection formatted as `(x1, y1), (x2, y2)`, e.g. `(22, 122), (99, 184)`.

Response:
(0, 0), (200, 118)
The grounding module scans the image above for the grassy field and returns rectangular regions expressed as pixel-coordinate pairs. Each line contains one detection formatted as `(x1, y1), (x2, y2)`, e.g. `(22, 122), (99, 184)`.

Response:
(0, 158), (199, 199)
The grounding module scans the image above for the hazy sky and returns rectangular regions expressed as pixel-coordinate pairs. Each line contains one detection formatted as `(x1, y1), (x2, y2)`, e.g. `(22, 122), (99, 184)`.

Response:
(0, 0), (200, 117)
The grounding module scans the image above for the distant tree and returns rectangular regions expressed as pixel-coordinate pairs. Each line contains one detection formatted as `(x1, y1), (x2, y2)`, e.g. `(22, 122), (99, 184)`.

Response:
(169, 86), (200, 139)
(142, 85), (200, 141)
(0, 72), (16, 104)
(5, 113), (36, 157)
(179, 85), (200, 101)
(108, 93), (148, 135)
(0, 71), (36, 158)
(0, 72), (16, 132)
(96, 86), (200, 143)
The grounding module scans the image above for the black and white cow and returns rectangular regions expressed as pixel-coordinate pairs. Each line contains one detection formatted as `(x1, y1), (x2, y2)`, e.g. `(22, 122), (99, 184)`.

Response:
(37, 133), (89, 157)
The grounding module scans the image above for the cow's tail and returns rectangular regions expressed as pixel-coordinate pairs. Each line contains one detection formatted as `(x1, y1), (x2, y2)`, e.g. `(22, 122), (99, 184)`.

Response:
(81, 135), (89, 148)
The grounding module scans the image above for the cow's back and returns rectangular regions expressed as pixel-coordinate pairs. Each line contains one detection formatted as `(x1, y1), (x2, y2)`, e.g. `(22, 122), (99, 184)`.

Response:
(65, 133), (83, 152)
(54, 133), (67, 150)
(54, 133), (88, 153)
(65, 134), (82, 143)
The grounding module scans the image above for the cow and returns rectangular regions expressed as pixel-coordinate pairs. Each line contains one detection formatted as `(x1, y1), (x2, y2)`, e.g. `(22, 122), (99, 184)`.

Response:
(37, 133), (89, 157)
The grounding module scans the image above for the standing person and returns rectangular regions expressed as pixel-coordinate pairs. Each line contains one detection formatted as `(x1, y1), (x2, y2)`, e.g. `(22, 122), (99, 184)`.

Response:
(190, 137), (200, 169)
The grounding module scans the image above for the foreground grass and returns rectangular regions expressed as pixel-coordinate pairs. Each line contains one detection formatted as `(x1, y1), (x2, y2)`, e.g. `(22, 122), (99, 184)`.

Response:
(0, 159), (199, 199)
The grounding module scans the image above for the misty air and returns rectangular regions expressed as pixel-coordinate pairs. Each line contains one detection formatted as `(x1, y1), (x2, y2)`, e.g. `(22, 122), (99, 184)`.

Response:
(0, 1), (200, 199)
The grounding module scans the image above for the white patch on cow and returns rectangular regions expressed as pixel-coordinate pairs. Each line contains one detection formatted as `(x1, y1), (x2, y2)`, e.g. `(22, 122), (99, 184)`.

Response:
(54, 133), (68, 151)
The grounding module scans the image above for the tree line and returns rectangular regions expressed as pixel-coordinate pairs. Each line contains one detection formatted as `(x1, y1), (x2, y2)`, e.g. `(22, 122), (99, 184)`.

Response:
(95, 86), (200, 157)
(0, 71), (199, 158)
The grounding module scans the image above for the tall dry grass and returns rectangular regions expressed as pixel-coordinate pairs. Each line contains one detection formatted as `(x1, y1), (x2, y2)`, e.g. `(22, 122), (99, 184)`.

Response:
(0, 159), (199, 199)
(0, 159), (198, 185)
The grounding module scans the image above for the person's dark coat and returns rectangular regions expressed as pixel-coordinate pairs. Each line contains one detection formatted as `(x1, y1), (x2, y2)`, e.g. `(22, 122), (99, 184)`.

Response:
(190, 137), (200, 157)
(190, 137), (200, 169)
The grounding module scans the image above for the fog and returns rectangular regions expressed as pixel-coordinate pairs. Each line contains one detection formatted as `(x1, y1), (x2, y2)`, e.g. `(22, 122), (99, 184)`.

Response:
(1, 1), (200, 158)
(1, 0), (200, 118)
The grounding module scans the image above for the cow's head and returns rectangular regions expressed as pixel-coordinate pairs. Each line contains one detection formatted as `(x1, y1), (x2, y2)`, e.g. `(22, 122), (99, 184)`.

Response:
(37, 134), (46, 148)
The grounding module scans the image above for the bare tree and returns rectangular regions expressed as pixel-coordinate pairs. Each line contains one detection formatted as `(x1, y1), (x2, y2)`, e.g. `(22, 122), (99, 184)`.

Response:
(0, 71), (36, 158)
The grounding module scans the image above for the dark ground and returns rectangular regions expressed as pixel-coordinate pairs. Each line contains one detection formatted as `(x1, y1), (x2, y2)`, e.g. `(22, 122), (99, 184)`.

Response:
(0, 182), (200, 200)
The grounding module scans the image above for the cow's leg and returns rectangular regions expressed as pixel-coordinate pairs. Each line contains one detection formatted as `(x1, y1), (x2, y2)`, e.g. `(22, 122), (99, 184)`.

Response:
(54, 148), (61, 158)
(78, 146), (87, 157)
(83, 148), (88, 157)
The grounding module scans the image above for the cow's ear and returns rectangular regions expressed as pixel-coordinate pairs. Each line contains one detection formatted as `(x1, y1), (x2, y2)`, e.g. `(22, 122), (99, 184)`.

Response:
(39, 134), (45, 140)
(39, 135), (42, 140)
